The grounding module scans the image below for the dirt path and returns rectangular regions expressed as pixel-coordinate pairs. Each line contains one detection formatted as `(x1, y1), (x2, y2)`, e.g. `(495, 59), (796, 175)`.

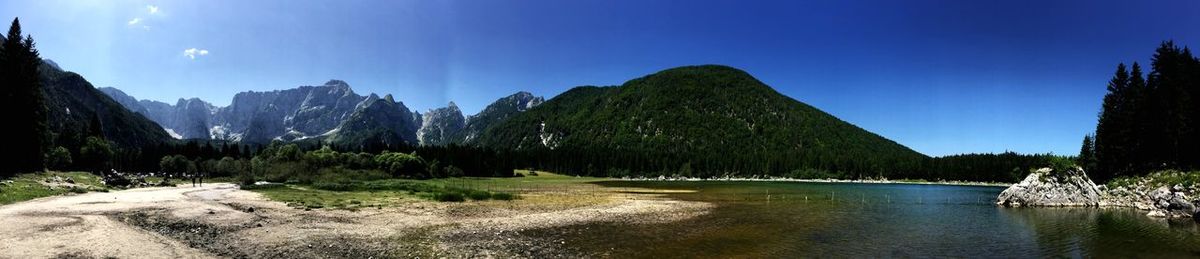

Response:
(0, 183), (710, 258)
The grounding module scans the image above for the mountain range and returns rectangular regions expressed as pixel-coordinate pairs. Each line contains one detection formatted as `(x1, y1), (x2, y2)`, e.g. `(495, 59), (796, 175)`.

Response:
(87, 63), (923, 176)
(100, 81), (545, 147)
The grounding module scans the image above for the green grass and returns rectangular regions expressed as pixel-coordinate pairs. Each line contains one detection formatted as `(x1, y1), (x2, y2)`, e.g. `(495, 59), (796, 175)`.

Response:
(246, 170), (606, 209)
(1145, 170), (1200, 188)
(0, 171), (107, 205)
(245, 184), (408, 210)
(1105, 170), (1200, 190)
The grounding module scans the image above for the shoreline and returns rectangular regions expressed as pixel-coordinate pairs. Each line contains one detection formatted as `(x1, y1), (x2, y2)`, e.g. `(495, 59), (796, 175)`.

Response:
(618, 176), (1011, 187)
(0, 179), (710, 258)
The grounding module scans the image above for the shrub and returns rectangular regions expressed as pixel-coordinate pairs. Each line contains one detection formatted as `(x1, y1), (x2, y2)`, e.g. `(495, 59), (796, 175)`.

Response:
(46, 146), (73, 170)
(434, 192), (465, 202)
(491, 192), (517, 200)
(466, 190), (492, 200)
(313, 181), (358, 192)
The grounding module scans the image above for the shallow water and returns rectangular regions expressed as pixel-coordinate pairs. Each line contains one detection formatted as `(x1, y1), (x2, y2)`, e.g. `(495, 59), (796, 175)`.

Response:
(546, 181), (1200, 258)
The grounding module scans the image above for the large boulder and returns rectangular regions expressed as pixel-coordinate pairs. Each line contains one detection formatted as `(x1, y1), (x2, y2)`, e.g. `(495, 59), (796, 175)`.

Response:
(997, 167), (1101, 207)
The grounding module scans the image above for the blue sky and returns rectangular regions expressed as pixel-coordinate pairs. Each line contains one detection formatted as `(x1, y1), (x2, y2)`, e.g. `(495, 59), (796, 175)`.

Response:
(2, 0), (1198, 156)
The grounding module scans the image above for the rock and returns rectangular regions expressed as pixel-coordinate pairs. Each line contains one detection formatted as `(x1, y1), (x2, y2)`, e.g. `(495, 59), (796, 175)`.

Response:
(1168, 197), (1195, 212)
(997, 167), (1101, 207)
(1148, 210), (1166, 217)
(1149, 186), (1172, 207)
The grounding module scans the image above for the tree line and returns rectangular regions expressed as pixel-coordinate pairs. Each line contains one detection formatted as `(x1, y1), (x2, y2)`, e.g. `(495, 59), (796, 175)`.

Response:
(147, 141), (516, 185)
(1083, 41), (1199, 183)
(499, 146), (1055, 183)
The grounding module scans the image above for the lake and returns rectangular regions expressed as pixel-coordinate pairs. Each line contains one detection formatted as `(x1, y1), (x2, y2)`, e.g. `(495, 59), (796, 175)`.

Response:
(540, 181), (1200, 258)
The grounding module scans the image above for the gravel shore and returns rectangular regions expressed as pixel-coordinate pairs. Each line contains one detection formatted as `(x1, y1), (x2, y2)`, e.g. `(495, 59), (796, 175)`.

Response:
(0, 182), (710, 258)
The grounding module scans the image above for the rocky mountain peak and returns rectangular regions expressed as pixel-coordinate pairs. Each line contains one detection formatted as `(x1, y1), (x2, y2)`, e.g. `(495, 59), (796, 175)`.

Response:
(42, 59), (62, 71)
(324, 79), (350, 88)
(101, 81), (539, 147)
(417, 102), (467, 146)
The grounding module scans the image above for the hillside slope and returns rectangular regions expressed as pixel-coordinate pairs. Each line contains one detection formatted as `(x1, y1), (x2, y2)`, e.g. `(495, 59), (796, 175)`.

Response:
(40, 62), (174, 149)
(477, 65), (927, 177)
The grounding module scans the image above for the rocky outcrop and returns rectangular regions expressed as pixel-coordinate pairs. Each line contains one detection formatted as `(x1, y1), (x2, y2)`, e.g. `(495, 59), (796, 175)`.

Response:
(1102, 171), (1200, 219)
(1000, 168), (1200, 219)
(997, 167), (1101, 207)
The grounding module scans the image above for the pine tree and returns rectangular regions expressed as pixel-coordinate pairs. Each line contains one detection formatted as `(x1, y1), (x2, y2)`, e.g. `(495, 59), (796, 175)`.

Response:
(1146, 41), (1196, 171)
(0, 17), (48, 176)
(1094, 63), (1131, 182)
(1078, 134), (1097, 174)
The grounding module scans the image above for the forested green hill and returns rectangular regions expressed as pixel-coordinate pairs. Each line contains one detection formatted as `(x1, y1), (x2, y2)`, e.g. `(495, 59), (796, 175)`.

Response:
(477, 65), (929, 178)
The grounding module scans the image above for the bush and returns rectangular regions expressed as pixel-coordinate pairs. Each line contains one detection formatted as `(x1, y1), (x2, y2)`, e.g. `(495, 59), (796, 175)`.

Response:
(1045, 156), (1077, 176)
(313, 181), (358, 192)
(491, 192), (517, 200)
(434, 192), (465, 202)
(46, 146), (73, 170)
(466, 190), (492, 200)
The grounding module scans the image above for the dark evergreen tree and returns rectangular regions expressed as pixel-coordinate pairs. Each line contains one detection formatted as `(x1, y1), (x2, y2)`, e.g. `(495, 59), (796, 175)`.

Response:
(1093, 63), (1131, 182)
(1146, 42), (1197, 171)
(1091, 42), (1200, 182)
(0, 17), (48, 176)
(1078, 134), (1097, 174)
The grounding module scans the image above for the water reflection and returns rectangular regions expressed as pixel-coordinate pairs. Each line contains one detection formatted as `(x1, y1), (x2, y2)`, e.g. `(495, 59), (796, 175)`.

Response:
(1000, 207), (1200, 258)
(543, 181), (1200, 258)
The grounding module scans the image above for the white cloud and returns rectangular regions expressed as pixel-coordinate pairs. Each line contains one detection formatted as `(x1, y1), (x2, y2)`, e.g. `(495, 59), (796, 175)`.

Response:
(183, 48), (210, 60)
(147, 5), (159, 14)
(127, 17), (141, 25)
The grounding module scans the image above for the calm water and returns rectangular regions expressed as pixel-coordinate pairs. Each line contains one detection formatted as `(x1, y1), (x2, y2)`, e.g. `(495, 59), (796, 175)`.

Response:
(543, 181), (1200, 258)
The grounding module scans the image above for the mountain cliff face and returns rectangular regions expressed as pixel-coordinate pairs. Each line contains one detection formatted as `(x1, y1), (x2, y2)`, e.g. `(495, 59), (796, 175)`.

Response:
(211, 80), (366, 143)
(99, 88), (217, 139)
(97, 87), (147, 115)
(324, 94), (422, 147)
(417, 102), (465, 146)
(103, 80), (376, 143)
(457, 91), (544, 144)
(104, 83), (543, 147)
